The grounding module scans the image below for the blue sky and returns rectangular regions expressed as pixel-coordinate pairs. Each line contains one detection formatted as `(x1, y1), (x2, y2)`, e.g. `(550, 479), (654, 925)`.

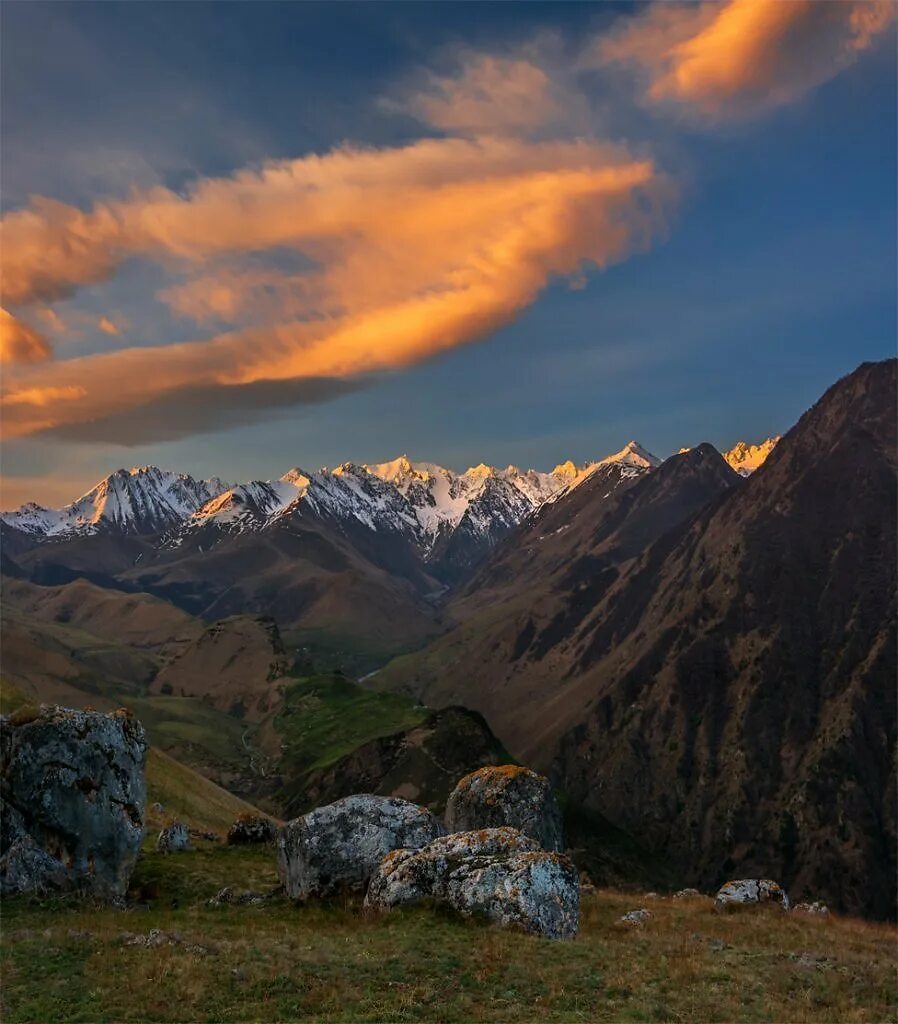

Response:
(2, 1), (895, 505)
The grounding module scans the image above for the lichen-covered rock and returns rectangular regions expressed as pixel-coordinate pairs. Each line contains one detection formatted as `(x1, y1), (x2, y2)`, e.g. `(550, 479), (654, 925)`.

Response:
(156, 822), (191, 853)
(0, 706), (146, 898)
(277, 794), (446, 899)
(365, 827), (579, 940)
(226, 815), (278, 846)
(715, 878), (790, 910)
(444, 765), (564, 852)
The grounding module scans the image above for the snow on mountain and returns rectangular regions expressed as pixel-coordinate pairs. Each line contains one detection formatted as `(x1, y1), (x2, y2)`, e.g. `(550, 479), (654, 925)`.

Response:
(723, 437), (780, 476)
(2, 443), (663, 550)
(596, 440), (663, 472)
(1, 467), (227, 537)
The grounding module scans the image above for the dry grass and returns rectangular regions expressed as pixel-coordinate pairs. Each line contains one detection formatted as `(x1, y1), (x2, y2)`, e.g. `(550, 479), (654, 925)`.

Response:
(1, 846), (895, 1023)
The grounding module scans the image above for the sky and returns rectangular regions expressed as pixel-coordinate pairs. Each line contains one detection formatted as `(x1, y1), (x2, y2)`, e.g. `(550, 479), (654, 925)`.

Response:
(1, 0), (895, 508)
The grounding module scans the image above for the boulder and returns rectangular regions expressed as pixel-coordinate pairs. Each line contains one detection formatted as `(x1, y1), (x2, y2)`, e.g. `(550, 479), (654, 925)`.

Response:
(156, 822), (191, 853)
(0, 706), (146, 898)
(445, 765), (564, 852)
(277, 794), (445, 899)
(226, 815), (278, 846)
(715, 878), (790, 910)
(365, 827), (579, 940)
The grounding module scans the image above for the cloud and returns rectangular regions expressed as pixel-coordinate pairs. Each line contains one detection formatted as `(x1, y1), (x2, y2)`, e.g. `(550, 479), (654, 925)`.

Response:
(33, 376), (367, 445)
(98, 316), (122, 336)
(0, 309), (52, 364)
(1, 136), (671, 441)
(387, 52), (564, 137)
(596, 0), (895, 122)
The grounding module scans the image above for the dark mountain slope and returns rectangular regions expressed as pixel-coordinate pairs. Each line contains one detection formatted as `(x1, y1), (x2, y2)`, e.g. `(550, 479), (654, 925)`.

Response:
(550, 359), (897, 917)
(374, 447), (740, 752)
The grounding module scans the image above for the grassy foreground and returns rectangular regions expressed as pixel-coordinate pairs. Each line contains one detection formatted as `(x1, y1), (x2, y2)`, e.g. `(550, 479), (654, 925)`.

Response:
(1, 845), (895, 1023)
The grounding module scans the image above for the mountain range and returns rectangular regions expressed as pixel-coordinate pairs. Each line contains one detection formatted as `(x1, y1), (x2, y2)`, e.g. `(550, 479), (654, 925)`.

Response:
(2, 362), (893, 918)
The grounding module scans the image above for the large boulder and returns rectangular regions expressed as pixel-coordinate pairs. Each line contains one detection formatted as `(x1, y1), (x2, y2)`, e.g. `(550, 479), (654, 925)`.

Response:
(715, 879), (790, 910)
(445, 765), (564, 851)
(365, 827), (579, 940)
(277, 794), (446, 899)
(0, 706), (147, 898)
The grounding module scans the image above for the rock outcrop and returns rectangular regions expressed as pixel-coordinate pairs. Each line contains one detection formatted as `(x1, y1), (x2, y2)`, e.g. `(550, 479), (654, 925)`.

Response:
(365, 827), (579, 939)
(715, 879), (790, 910)
(226, 815), (278, 845)
(0, 706), (146, 898)
(445, 765), (564, 851)
(277, 794), (446, 899)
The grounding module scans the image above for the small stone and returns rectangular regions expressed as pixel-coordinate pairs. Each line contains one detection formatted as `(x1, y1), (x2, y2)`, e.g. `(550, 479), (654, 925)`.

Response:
(620, 908), (652, 926)
(672, 888), (702, 899)
(791, 951), (835, 971)
(156, 822), (191, 853)
(207, 886), (266, 907)
(792, 900), (829, 916)
(226, 815), (278, 846)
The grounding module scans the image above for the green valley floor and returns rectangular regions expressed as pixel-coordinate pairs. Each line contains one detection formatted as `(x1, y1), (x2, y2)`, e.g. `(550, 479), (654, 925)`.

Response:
(1, 845), (895, 1023)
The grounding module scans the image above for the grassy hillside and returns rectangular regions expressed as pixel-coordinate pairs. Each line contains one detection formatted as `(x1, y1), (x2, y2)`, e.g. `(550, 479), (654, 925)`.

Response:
(274, 674), (426, 772)
(2, 844), (894, 1023)
(144, 748), (271, 836)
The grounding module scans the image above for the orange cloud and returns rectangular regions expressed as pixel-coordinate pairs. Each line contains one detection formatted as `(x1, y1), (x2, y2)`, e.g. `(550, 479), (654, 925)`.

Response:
(98, 316), (121, 336)
(0, 137), (670, 439)
(597, 0), (895, 122)
(0, 309), (52, 364)
(390, 53), (562, 136)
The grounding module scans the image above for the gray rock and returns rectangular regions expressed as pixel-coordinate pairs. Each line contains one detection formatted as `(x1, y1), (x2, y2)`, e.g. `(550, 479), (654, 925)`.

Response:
(792, 901), (829, 916)
(207, 886), (265, 907)
(715, 878), (790, 910)
(672, 887), (702, 899)
(277, 794), (445, 899)
(445, 765), (564, 852)
(620, 908), (653, 926)
(156, 822), (191, 853)
(226, 815), (278, 846)
(365, 827), (579, 940)
(0, 706), (146, 898)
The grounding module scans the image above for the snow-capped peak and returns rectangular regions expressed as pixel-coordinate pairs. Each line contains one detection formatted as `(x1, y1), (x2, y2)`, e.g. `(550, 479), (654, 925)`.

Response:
(724, 437), (780, 476)
(1, 466), (227, 537)
(597, 441), (662, 471)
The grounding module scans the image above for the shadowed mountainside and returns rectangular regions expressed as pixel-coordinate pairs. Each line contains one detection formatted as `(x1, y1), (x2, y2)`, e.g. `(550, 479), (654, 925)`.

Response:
(375, 360), (897, 917)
